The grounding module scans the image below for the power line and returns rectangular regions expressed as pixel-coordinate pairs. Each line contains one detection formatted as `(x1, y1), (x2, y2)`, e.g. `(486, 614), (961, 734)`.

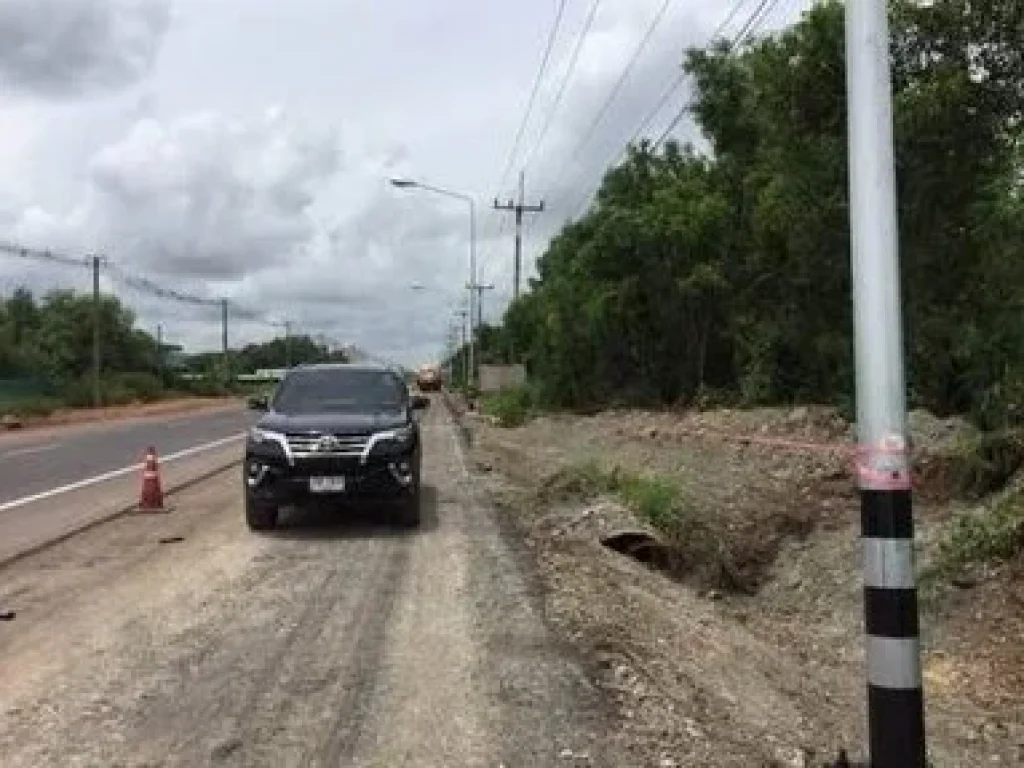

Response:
(563, 0), (783, 221)
(653, 0), (781, 150)
(497, 0), (679, 297)
(0, 240), (284, 326)
(505, 0), (778, 296)
(476, 0), (571, 288)
(621, 0), (755, 157)
(490, 0), (571, 202)
(562, 0), (756, 220)
(0, 241), (89, 269)
(519, 0), (606, 173)
(558, 0), (676, 174)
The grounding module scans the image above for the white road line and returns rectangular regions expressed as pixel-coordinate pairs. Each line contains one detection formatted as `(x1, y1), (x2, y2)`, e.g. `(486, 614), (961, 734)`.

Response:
(0, 442), (63, 460)
(0, 433), (244, 514)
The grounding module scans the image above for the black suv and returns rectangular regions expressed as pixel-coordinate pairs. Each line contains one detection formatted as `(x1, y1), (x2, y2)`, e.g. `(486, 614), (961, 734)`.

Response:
(243, 362), (429, 530)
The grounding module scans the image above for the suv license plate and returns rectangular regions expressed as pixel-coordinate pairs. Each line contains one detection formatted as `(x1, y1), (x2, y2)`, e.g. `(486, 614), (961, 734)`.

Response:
(309, 476), (346, 493)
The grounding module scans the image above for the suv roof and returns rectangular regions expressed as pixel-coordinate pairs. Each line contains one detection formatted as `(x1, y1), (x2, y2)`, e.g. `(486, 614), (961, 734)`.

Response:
(286, 362), (410, 380)
(291, 362), (392, 374)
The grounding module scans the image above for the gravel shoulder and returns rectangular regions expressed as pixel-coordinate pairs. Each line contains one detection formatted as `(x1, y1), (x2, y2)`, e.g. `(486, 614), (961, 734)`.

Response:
(464, 405), (1024, 767)
(0, 401), (623, 767)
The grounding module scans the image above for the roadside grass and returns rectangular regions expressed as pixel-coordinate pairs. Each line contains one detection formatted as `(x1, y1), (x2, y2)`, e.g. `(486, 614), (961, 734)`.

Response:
(916, 428), (1024, 501)
(536, 460), (732, 589)
(0, 374), (251, 420)
(536, 459), (693, 533)
(923, 485), (1024, 587)
(0, 395), (63, 418)
(480, 385), (536, 427)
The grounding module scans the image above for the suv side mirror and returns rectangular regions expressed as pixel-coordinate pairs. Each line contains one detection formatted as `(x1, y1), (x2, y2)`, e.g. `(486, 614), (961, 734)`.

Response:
(247, 394), (269, 411)
(410, 394), (430, 410)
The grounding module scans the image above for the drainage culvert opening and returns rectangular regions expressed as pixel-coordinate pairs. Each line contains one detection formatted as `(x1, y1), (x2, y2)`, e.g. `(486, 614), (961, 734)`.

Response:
(600, 529), (686, 577)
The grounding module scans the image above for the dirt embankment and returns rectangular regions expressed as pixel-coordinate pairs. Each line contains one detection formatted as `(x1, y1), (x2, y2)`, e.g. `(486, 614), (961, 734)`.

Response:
(0, 396), (243, 434)
(463, 404), (1024, 767)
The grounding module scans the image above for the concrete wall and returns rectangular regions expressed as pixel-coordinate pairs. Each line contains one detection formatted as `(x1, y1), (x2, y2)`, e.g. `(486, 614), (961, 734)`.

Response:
(478, 364), (526, 393)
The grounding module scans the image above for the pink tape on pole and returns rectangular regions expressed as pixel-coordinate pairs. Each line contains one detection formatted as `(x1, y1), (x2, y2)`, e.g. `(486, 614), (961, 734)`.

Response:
(853, 434), (912, 491)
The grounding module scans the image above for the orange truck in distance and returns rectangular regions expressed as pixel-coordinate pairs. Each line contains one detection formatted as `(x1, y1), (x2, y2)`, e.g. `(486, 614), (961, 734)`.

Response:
(415, 363), (443, 392)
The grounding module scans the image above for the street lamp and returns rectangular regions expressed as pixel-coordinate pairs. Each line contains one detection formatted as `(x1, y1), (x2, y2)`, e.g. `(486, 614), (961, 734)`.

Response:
(390, 176), (478, 389)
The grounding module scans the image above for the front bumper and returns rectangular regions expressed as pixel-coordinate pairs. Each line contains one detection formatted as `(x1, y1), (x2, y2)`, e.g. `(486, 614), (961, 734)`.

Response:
(243, 452), (419, 506)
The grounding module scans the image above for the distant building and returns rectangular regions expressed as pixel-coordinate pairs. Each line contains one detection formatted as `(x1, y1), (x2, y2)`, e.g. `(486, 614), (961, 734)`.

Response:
(163, 348), (189, 370)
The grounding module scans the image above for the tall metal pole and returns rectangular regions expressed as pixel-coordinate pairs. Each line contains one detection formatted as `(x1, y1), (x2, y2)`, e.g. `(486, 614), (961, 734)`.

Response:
(457, 308), (469, 389)
(467, 197), (477, 390)
(156, 324), (163, 380)
(446, 322), (458, 383)
(469, 282), (495, 332)
(514, 171), (523, 302)
(389, 178), (478, 388)
(221, 299), (229, 355)
(845, 2), (926, 766)
(91, 255), (101, 408)
(284, 321), (293, 367)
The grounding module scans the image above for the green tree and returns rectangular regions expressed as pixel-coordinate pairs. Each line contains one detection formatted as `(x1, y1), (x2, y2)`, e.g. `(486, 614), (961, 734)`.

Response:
(474, 0), (1024, 424)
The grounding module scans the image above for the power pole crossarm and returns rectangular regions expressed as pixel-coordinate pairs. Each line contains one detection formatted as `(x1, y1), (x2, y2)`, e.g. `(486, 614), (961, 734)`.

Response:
(493, 170), (544, 302)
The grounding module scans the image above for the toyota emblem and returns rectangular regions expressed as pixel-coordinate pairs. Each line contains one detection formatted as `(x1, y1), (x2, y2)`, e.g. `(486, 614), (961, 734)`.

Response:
(316, 435), (342, 452)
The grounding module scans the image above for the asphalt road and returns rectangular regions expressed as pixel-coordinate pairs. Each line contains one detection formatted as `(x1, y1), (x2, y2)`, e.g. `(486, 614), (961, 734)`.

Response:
(0, 401), (622, 767)
(0, 406), (257, 508)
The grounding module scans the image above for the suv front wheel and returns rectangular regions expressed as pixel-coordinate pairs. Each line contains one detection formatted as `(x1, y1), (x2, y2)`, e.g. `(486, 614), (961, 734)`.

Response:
(245, 495), (279, 531)
(394, 485), (421, 528)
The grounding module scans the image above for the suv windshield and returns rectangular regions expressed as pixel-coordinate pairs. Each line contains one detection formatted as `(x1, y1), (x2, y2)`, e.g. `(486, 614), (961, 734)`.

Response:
(272, 368), (406, 414)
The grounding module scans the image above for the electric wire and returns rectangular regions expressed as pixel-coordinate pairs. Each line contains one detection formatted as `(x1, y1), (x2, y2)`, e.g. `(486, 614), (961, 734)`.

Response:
(563, 0), (784, 221)
(490, 0), (571, 202)
(519, 0), (606, 173)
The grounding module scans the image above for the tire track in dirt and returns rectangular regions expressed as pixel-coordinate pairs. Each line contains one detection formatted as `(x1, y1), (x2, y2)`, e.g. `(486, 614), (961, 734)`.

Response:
(158, 562), (352, 762)
(0, 529), (407, 767)
(128, 535), (409, 767)
(312, 539), (412, 766)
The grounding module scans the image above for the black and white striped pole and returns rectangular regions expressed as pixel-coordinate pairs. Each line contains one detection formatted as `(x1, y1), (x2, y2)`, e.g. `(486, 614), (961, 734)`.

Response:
(845, 1), (927, 766)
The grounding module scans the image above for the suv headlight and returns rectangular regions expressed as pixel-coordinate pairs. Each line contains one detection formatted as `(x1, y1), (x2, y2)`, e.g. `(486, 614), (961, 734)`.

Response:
(248, 427), (284, 443)
(379, 425), (414, 445)
(369, 425), (415, 454)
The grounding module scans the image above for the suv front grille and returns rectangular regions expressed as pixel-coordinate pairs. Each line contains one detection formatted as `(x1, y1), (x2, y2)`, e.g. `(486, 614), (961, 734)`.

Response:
(285, 432), (369, 458)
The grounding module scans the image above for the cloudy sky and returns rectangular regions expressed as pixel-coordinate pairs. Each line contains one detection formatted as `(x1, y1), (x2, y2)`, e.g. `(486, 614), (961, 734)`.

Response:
(0, 0), (811, 366)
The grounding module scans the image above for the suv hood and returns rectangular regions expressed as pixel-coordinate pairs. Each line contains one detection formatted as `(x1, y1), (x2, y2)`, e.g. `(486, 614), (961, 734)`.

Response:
(258, 409), (409, 435)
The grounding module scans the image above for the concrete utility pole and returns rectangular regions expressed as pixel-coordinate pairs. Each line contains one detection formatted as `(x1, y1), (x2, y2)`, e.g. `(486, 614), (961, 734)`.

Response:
(156, 324), (163, 379)
(493, 170), (544, 302)
(220, 299), (230, 382)
(90, 255), (102, 408)
(468, 281), (495, 331)
(445, 321), (459, 383)
(456, 308), (469, 388)
(845, 2), (926, 766)
(284, 321), (294, 368)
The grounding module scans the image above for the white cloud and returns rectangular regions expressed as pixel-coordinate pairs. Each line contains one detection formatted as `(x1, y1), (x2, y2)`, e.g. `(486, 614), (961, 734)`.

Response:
(0, 0), (814, 364)
(0, 0), (171, 98)
(83, 109), (341, 280)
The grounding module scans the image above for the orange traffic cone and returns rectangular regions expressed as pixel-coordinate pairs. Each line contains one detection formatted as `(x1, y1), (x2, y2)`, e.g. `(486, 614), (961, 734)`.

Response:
(138, 446), (165, 512)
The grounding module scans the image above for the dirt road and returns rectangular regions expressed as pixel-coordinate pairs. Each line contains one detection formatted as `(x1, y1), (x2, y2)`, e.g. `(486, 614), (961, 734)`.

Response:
(0, 403), (620, 767)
